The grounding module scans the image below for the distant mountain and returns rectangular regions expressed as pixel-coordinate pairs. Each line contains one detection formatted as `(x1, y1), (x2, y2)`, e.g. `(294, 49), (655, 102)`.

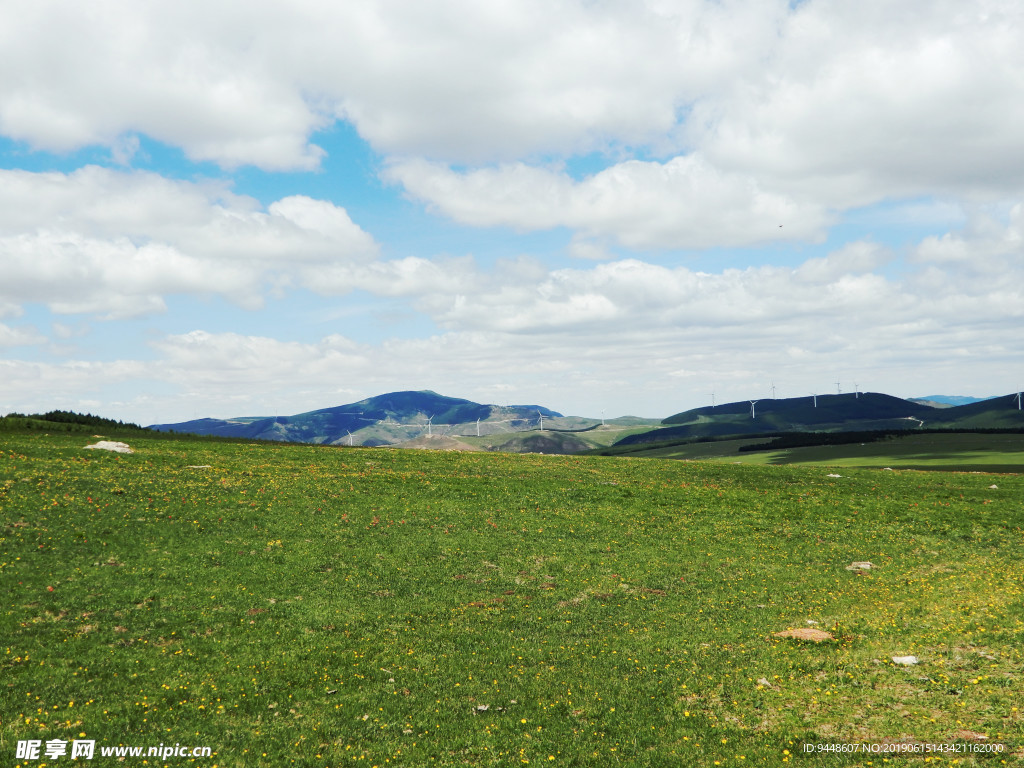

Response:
(148, 390), (563, 445)
(615, 391), (1024, 447)
(923, 393), (1024, 429)
(146, 389), (1023, 453)
(911, 395), (996, 407)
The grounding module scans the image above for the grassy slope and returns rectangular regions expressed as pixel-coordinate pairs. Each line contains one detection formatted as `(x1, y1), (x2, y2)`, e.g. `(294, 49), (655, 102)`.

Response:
(453, 424), (659, 453)
(736, 433), (1024, 472)
(2, 432), (1022, 766)
(599, 432), (1024, 473)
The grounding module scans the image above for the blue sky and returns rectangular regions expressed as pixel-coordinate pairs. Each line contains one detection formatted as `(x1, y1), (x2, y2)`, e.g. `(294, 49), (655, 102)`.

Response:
(1, 0), (1022, 424)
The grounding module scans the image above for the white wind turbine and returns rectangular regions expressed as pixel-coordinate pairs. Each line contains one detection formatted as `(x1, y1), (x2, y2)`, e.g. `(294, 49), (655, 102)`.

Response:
(1016, 392), (1022, 410)
(809, 392), (817, 408)
(749, 400), (760, 419)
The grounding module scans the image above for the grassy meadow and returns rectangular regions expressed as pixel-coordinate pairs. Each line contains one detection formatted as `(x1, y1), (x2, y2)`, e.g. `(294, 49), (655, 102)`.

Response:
(2, 431), (1023, 766)
(601, 432), (1024, 474)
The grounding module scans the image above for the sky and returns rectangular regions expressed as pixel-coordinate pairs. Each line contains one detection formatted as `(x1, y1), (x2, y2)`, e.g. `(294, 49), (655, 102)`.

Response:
(1, 0), (1022, 424)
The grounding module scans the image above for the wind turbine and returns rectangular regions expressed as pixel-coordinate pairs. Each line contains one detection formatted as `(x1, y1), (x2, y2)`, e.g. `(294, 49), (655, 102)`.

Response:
(427, 416), (433, 437)
(836, 380), (842, 394)
(708, 392), (716, 409)
(770, 381), (777, 399)
(538, 411), (545, 431)
(347, 430), (353, 447)
(476, 418), (481, 437)
(601, 409), (606, 426)
(1016, 392), (1022, 410)
(854, 382), (860, 399)
(749, 400), (760, 419)
(809, 392), (817, 408)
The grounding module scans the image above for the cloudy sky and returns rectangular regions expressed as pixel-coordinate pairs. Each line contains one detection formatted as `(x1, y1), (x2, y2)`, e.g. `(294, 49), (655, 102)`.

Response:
(2, 0), (1022, 424)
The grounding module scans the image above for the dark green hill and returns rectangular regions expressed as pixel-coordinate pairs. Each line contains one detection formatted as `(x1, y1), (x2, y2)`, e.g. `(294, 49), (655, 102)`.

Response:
(0, 410), (145, 435)
(922, 393), (1024, 429)
(619, 392), (1023, 448)
(664, 392), (933, 426)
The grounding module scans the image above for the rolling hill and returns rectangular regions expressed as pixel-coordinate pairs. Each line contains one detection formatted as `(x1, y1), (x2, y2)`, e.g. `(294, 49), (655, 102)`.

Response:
(148, 390), (565, 446)
(613, 391), (1024, 448)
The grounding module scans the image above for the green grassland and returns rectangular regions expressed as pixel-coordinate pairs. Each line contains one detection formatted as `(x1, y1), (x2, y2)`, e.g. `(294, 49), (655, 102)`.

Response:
(734, 433), (1024, 473)
(598, 432), (1024, 474)
(2, 432), (1023, 766)
(453, 424), (659, 453)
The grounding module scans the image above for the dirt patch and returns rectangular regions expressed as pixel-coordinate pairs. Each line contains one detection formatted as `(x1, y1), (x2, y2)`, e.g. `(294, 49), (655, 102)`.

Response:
(773, 628), (835, 642)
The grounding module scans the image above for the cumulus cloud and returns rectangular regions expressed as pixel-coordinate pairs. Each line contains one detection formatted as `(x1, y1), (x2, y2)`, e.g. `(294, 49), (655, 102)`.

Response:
(0, 167), (378, 317)
(152, 331), (369, 388)
(695, 0), (1024, 204)
(1, 0), (1020, 204)
(3, 0), (1023, 422)
(0, 0), (721, 166)
(2, 215), (1020, 423)
(0, 2), (326, 170)
(0, 323), (45, 348)
(423, 256), (910, 336)
(385, 154), (830, 249)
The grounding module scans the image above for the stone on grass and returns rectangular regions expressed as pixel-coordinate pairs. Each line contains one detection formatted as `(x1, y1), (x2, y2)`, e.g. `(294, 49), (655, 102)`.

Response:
(84, 441), (133, 454)
(892, 655), (919, 666)
(846, 561), (874, 571)
(773, 628), (834, 642)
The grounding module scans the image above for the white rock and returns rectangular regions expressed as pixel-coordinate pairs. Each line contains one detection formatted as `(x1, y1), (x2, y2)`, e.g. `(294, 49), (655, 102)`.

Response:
(846, 561), (874, 571)
(989, 484), (998, 489)
(892, 655), (919, 666)
(827, 473), (843, 478)
(84, 441), (133, 454)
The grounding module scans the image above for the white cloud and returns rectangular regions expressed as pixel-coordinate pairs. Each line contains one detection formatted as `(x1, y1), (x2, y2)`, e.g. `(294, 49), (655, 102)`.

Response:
(0, 323), (45, 348)
(794, 241), (893, 282)
(1, 0), (1019, 206)
(425, 256), (911, 335)
(0, 167), (378, 317)
(2, 220), (1020, 422)
(110, 134), (141, 166)
(695, 0), (1024, 204)
(152, 331), (369, 388)
(385, 154), (830, 249)
(0, 2), (326, 170)
(0, 358), (152, 418)
(2, 0), (1023, 422)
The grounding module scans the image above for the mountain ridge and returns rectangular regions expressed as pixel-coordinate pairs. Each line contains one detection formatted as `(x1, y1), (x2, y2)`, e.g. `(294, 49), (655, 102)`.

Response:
(146, 389), (1024, 451)
(615, 391), (1024, 448)
(148, 390), (564, 446)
